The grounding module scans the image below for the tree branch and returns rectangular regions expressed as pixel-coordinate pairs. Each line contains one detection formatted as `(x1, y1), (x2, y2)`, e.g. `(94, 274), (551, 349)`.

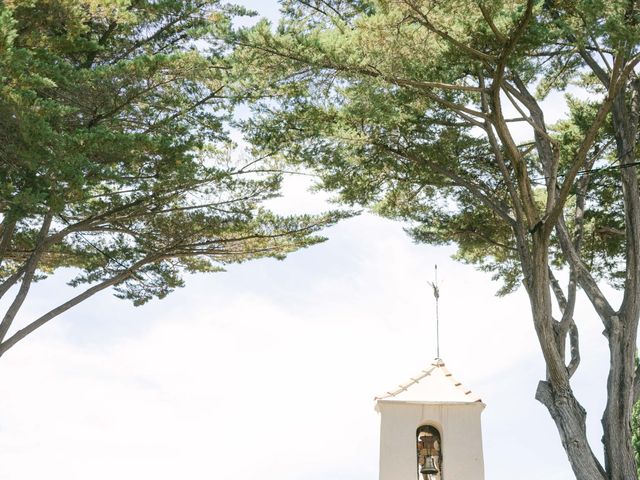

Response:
(555, 217), (617, 327)
(490, 0), (538, 229)
(0, 214), (53, 342)
(235, 40), (490, 124)
(380, 144), (516, 226)
(0, 255), (157, 357)
(477, 2), (507, 42)
(567, 321), (580, 378)
(545, 56), (640, 235)
(0, 266), (27, 302)
(549, 268), (579, 377)
(0, 216), (17, 266)
(402, 0), (496, 62)
(579, 48), (611, 88)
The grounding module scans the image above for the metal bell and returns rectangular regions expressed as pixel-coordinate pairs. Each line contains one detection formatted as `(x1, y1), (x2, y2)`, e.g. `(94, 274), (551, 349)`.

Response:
(420, 456), (439, 477)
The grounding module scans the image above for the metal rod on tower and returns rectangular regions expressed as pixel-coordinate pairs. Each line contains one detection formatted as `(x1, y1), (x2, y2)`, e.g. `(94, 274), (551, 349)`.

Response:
(428, 265), (440, 360)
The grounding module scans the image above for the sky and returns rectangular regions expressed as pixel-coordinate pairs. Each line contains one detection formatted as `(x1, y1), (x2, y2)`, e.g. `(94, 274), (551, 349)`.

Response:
(0, 2), (624, 480)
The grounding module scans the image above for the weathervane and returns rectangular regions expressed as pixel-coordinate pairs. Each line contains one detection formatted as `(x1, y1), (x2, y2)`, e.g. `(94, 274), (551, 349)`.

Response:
(427, 265), (441, 360)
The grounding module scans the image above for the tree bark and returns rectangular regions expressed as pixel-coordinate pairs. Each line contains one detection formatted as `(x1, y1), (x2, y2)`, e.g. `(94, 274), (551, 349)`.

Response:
(0, 255), (157, 357)
(601, 87), (640, 480)
(0, 216), (17, 266)
(536, 381), (607, 480)
(0, 214), (53, 342)
(525, 232), (606, 479)
(601, 315), (637, 480)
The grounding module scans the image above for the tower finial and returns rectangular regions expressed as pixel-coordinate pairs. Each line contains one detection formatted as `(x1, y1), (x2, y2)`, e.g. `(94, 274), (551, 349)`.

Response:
(428, 265), (440, 360)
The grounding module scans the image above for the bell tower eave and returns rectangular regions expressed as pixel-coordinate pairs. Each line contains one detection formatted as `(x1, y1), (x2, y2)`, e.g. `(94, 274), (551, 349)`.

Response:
(376, 359), (486, 480)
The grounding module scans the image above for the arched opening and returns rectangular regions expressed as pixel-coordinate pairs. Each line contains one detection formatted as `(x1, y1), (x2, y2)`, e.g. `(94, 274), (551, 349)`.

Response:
(416, 425), (442, 480)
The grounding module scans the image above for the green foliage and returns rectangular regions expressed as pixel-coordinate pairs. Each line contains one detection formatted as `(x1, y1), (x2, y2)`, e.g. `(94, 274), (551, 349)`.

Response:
(0, 0), (343, 310)
(233, 0), (640, 295)
(231, 2), (640, 477)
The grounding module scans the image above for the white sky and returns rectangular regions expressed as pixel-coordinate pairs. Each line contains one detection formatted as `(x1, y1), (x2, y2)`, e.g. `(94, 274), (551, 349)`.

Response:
(0, 2), (624, 480)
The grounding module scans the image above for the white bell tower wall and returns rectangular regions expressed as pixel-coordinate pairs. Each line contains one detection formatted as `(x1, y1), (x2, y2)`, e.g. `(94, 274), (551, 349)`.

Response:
(378, 401), (485, 480)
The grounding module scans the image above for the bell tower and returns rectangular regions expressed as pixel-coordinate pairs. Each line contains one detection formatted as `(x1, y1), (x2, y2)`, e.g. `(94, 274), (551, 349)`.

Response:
(375, 358), (485, 480)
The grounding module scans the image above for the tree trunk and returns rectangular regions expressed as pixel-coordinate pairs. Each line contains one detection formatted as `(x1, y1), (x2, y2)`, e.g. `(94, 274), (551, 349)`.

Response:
(536, 381), (607, 480)
(526, 235), (607, 480)
(602, 315), (637, 480)
(602, 87), (640, 480)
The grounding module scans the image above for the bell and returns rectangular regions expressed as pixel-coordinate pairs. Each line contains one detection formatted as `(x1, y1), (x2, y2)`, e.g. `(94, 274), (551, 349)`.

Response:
(420, 456), (439, 477)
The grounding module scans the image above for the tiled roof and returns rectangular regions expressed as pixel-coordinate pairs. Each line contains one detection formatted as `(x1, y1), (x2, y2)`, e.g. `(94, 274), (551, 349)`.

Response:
(375, 358), (482, 405)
